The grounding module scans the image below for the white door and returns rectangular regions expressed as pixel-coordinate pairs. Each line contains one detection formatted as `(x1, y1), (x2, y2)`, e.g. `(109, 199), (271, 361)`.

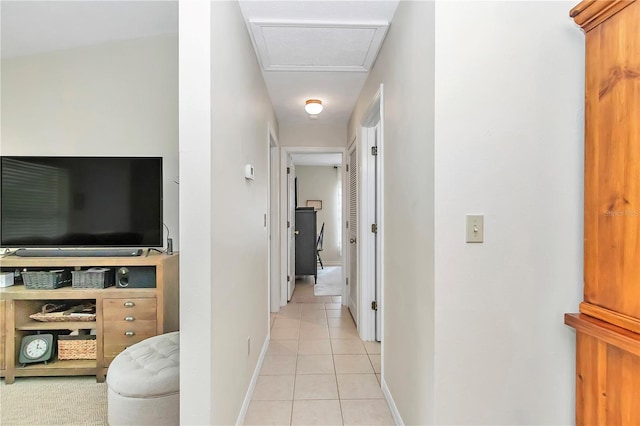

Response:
(348, 144), (358, 324)
(287, 157), (296, 301)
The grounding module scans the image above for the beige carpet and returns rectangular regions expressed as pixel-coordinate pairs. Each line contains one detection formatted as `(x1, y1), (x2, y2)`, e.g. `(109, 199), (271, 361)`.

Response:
(314, 266), (343, 296)
(0, 376), (108, 425)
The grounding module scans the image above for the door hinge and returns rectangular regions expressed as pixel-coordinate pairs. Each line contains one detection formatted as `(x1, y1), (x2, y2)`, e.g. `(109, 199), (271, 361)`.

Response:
(346, 277), (349, 286)
(287, 167), (290, 174)
(371, 146), (378, 156)
(287, 221), (290, 228)
(346, 164), (349, 172)
(287, 275), (290, 282)
(371, 223), (378, 233)
(371, 301), (378, 311)
(346, 220), (349, 229)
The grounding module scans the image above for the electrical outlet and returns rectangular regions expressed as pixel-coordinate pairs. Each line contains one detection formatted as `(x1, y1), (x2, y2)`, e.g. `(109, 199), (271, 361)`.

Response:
(247, 336), (251, 355)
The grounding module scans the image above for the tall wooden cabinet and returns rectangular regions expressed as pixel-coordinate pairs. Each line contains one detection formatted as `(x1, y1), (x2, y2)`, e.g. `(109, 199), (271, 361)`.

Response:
(565, 1), (640, 424)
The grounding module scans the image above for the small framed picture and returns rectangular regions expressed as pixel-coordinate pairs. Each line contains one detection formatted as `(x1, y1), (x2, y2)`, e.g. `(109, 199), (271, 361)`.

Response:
(306, 200), (322, 210)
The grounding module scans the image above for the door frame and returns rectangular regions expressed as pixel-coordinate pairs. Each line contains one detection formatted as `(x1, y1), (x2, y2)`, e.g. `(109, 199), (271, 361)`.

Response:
(279, 146), (347, 306)
(279, 153), (295, 305)
(268, 124), (280, 313)
(358, 84), (384, 342)
(287, 157), (296, 301)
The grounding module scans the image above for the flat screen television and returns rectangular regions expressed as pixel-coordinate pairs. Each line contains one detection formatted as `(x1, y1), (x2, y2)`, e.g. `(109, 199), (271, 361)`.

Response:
(0, 156), (163, 248)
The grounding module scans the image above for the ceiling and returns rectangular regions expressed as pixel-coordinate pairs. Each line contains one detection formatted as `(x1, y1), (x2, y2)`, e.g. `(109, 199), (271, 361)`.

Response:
(0, 1), (178, 59)
(1, 0), (398, 127)
(238, 1), (399, 126)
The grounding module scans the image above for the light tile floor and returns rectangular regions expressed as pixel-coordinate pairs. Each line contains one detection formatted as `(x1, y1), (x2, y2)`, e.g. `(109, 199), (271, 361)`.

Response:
(244, 279), (393, 426)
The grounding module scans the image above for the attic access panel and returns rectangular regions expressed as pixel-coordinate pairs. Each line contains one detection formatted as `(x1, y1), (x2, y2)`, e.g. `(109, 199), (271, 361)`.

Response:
(249, 21), (389, 72)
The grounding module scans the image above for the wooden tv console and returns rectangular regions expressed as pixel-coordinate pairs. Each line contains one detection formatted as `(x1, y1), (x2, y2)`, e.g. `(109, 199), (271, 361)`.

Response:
(0, 252), (179, 384)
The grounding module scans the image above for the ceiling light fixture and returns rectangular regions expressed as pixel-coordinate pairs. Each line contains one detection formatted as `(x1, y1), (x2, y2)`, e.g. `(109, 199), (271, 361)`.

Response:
(304, 99), (323, 115)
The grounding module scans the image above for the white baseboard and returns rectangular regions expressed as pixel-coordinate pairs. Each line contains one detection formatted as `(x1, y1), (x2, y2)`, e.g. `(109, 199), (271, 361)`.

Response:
(381, 378), (404, 425)
(321, 261), (342, 267)
(236, 334), (269, 426)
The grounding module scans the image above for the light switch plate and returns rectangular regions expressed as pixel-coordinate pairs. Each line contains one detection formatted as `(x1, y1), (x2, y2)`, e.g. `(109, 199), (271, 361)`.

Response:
(245, 164), (255, 180)
(466, 215), (484, 243)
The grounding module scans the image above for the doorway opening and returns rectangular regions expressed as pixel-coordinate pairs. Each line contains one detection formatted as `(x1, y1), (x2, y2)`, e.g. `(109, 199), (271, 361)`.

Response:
(278, 147), (347, 307)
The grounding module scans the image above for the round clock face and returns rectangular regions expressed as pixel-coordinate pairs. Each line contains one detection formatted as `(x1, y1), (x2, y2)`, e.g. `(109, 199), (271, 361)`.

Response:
(24, 338), (49, 359)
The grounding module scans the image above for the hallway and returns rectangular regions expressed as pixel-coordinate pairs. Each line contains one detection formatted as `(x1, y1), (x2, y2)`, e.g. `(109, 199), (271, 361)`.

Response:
(244, 281), (392, 425)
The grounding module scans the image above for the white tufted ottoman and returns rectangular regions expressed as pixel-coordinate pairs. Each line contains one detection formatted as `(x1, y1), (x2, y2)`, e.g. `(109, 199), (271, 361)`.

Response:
(106, 332), (180, 426)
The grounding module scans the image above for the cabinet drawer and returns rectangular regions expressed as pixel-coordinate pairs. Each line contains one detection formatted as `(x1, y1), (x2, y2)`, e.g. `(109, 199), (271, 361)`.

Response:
(103, 298), (156, 322)
(103, 320), (157, 337)
(103, 321), (157, 361)
(103, 298), (157, 367)
(103, 330), (157, 365)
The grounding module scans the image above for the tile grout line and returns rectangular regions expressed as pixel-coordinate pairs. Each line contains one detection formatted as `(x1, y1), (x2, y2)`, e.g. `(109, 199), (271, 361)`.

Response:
(293, 308), (303, 422)
(327, 302), (346, 426)
(290, 336), (298, 426)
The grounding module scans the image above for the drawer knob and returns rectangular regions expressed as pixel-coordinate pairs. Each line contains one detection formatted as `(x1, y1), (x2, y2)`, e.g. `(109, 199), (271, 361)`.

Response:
(124, 316), (135, 322)
(124, 331), (136, 337)
(124, 301), (135, 308)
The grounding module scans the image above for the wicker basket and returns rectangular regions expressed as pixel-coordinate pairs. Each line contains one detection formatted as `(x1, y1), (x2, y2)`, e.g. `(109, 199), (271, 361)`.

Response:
(72, 268), (115, 289)
(29, 311), (97, 322)
(58, 335), (97, 360)
(22, 270), (72, 290)
(29, 303), (97, 322)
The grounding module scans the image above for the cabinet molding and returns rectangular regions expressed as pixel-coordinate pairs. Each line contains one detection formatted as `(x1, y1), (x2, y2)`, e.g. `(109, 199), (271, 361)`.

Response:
(570, 0), (635, 31)
(580, 302), (640, 335)
(565, 314), (640, 358)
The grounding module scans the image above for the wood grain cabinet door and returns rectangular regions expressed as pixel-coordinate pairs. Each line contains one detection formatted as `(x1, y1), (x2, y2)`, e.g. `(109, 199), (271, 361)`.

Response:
(579, 0), (640, 330)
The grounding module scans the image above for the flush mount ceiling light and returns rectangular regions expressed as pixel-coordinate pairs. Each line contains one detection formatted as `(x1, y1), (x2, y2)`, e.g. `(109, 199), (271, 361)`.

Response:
(304, 99), (323, 115)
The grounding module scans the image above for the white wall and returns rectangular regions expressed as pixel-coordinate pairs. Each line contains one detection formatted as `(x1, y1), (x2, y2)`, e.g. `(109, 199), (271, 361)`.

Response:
(280, 122), (347, 147)
(349, 1), (583, 424)
(179, 1), (213, 422)
(1, 35), (179, 248)
(349, 2), (436, 424)
(296, 165), (342, 264)
(180, 1), (278, 424)
(433, 2), (583, 424)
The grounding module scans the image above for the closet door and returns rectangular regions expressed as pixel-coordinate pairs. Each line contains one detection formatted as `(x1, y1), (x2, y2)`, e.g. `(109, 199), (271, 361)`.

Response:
(348, 144), (358, 324)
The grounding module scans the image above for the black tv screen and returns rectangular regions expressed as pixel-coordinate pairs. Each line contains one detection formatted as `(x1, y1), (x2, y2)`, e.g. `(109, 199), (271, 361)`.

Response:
(1, 156), (163, 248)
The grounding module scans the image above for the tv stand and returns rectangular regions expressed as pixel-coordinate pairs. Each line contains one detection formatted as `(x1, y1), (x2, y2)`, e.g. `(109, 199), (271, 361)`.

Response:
(14, 249), (144, 258)
(0, 253), (179, 383)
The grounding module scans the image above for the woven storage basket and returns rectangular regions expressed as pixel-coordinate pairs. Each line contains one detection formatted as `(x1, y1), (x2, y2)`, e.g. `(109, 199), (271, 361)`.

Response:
(29, 311), (97, 322)
(58, 335), (97, 360)
(72, 268), (115, 289)
(22, 270), (71, 290)
(29, 303), (97, 322)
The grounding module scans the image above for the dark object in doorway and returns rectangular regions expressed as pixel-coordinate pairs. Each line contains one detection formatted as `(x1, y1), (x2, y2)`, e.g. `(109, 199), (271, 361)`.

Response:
(316, 222), (325, 269)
